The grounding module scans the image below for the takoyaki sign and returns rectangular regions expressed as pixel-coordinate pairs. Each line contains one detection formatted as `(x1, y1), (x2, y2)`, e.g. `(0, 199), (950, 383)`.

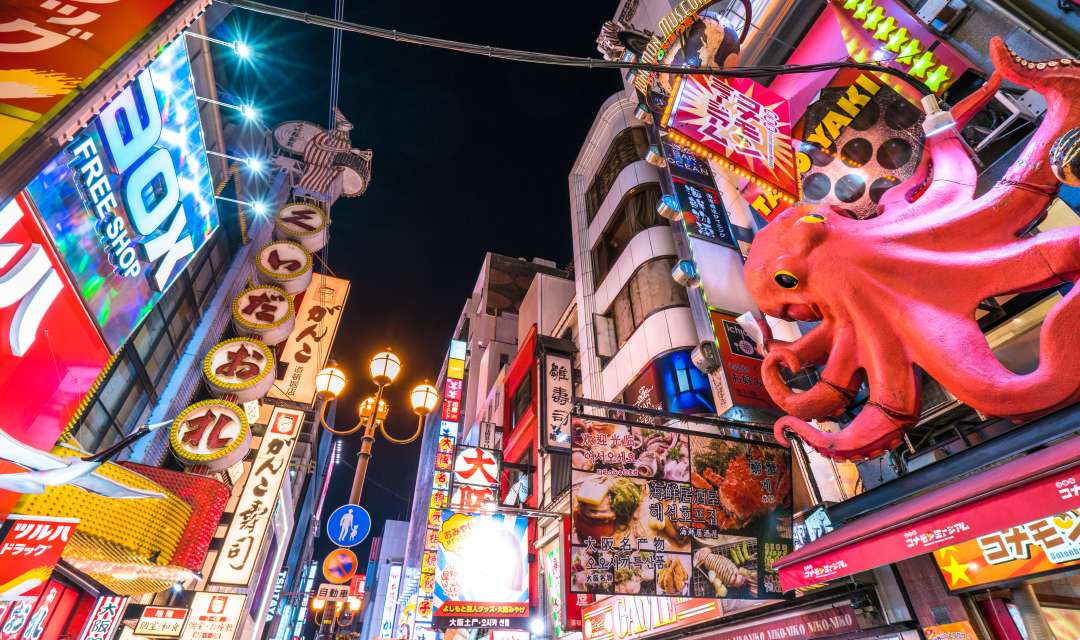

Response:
(569, 414), (792, 599)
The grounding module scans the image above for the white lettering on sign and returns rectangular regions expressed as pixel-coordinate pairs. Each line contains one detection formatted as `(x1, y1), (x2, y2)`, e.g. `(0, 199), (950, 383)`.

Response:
(0, 199), (63, 356)
(69, 70), (197, 290)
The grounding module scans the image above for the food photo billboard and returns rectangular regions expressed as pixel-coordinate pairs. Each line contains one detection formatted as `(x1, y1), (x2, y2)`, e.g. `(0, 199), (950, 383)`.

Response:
(433, 511), (530, 629)
(569, 415), (791, 599)
(22, 36), (219, 351)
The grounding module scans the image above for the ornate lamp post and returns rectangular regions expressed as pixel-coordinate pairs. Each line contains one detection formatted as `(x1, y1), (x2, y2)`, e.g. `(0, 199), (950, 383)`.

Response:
(311, 596), (362, 639)
(315, 349), (438, 504)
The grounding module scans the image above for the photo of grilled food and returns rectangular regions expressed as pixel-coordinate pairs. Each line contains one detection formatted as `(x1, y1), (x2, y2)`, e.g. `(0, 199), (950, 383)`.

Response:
(692, 538), (758, 598)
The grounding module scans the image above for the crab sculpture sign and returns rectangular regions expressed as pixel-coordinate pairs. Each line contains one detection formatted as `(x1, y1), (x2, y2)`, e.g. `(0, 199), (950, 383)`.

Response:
(744, 39), (1080, 461)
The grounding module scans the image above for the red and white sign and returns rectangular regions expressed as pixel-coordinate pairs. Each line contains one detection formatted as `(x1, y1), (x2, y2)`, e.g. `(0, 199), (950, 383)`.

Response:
(452, 447), (500, 488)
(168, 399), (251, 471)
(450, 485), (497, 512)
(0, 514), (78, 601)
(203, 338), (276, 402)
(231, 285), (295, 346)
(136, 606), (188, 637)
(77, 595), (128, 640)
(663, 76), (800, 202)
(711, 310), (778, 412)
(350, 573), (367, 599)
(0, 195), (110, 451)
(180, 592), (246, 640)
(777, 464), (1080, 590)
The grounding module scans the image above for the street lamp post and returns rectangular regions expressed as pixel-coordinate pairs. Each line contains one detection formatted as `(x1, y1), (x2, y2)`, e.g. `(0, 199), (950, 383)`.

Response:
(315, 349), (440, 505)
(311, 596), (362, 639)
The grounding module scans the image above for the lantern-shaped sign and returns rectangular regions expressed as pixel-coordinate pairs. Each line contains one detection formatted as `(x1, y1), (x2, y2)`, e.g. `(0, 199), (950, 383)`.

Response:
(231, 285), (296, 345)
(274, 203), (330, 252)
(170, 399), (251, 470)
(255, 240), (313, 294)
(203, 338), (276, 402)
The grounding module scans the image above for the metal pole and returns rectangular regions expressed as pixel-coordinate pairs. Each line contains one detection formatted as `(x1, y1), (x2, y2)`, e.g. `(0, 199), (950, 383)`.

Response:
(348, 382), (385, 504)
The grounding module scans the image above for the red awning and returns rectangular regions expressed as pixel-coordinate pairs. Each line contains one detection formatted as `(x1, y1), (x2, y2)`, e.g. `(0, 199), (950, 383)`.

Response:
(775, 438), (1080, 590)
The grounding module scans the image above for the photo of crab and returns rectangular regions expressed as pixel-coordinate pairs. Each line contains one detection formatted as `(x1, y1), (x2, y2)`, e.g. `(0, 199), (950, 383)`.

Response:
(691, 536), (759, 599)
(571, 419), (690, 482)
(654, 553), (693, 596)
(688, 437), (792, 532)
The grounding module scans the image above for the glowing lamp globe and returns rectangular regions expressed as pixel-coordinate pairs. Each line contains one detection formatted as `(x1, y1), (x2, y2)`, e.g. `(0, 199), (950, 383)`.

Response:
(311, 598), (325, 612)
(369, 350), (401, 385)
(315, 366), (347, 398)
(348, 598), (362, 612)
(410, 383), (439, 417)
(359, 396), (390, 422)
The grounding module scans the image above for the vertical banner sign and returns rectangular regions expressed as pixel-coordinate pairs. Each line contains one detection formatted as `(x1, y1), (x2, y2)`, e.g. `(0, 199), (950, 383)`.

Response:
(710, 310), (778, 411)
(540, 352), (573, 450)
(379, 564), (403, 639)
(0, 515), (78, 601)
(662, 76), (800, 204)
(450, 446), (501, 512)
(76, 596), (128, 640)
(418, 339), (468, 630)
(266, 571), (288, 622)
(211, 406), (305, 585)
(0, 195), (109, 453)
(433, 512), (530, 629)
(672, 179), (737, 250)
(543, 546), (566, 638)
(268, 274), (350, 405)
(137, 607), (189, 638)
(181, 593), (247, 640)
(0, 0), (177, 159)
(569, 414), (792, 599)
(23, 37), (220, 351)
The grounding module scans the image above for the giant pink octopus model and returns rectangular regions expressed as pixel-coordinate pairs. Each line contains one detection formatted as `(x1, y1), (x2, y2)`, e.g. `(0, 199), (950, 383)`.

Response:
(743, 37), (1080, 461)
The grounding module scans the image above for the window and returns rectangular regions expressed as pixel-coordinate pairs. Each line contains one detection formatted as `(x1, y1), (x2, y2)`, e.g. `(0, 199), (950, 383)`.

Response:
(584, 127), (650, 223)
(511, 369), (532, 429)
(591, 183), (665, 283)
(608, 257), (689, 349)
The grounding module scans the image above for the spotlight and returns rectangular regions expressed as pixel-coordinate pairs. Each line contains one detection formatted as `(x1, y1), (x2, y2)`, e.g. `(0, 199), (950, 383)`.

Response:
(246, 157), (265, 173)
(234, 41), (252, 59)
(529, 618), (545, 636)
(252, 201), (268, 216)
(240, 104), (258, 121)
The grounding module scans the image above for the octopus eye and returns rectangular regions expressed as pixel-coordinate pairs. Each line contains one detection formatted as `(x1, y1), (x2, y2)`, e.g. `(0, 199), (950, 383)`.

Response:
(800, 213), (826, 224)
(773, 270), (799, 289)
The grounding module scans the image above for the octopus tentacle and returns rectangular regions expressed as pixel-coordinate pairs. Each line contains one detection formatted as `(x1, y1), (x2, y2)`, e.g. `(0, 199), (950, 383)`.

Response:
(762, 324), (862, 420)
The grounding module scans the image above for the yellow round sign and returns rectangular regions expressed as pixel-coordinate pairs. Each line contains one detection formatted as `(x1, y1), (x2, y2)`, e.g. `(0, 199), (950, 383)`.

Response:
(322, 548), (358, 584)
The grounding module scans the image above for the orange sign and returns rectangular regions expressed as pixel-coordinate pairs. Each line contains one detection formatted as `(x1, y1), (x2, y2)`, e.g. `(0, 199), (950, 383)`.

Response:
(583, 597), (720, 640)
(934, 509), (1080, 591)
(924, 621), (978, 640)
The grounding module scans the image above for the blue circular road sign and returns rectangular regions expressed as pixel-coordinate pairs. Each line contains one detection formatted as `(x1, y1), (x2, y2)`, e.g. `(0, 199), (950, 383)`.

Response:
(326, 503), (371, 548)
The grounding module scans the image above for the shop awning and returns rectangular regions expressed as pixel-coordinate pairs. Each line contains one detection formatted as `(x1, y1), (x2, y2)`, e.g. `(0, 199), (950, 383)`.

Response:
(775, 437), (1080, 590)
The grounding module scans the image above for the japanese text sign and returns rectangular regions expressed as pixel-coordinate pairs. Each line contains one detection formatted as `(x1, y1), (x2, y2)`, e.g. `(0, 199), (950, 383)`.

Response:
(453, 446), (501, 489)
(0, 195), (109, 451)
(23, 37), (220, 351)
(934, 509), (1080, 592)
(379, 564), (403, 638)
(663, 76), (800, 203)
(711, 310), (778, 412)
(210, 406), (304, 585)
(0, 0), (177, 159)
(136, 606), (188, 638)
(541, 352), (573, 450)
(569, 414), (792, 599)
(0, 515), (78, 602)
(433, 512), (530, 630)
(77, 596), (128, 640)
(316, 583), (350, 602)
(268, 274), (350, 405)
(180, 592), (246, 640)
(674, 179), (737, 249)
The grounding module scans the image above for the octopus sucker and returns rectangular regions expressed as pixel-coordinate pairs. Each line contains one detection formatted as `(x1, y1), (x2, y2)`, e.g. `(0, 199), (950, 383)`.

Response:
(744, 38), (1080, 461)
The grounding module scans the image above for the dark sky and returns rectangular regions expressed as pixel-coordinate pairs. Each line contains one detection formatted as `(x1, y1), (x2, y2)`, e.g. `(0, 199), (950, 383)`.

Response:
(213, 1), (620, 568)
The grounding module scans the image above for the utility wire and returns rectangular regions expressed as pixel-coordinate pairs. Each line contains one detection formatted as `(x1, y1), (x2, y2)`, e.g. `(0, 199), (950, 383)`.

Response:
(217, 0), (933, 96)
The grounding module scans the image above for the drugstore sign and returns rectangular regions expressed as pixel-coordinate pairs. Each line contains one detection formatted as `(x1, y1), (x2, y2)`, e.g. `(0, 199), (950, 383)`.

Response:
(24, 36), (219, 351)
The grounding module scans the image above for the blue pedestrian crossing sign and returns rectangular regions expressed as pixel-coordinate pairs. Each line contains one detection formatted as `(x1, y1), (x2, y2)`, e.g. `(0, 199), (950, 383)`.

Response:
(326, 503), (370, 548)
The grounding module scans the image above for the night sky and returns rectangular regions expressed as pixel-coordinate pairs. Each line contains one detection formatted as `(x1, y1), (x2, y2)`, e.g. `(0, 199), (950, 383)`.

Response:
(213, 1), (620, 566)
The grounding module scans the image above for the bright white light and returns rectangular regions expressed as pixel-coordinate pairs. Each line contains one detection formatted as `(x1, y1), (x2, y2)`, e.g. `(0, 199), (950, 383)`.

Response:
(252, 201), (267, 216)
(530, 618), (545, 636)
(171, 582), (184, 593)
(246, 157), (265, 173)
(177, 177), (197, 194)
(234, 41), (252, 59)
(240, 104), (258, 121)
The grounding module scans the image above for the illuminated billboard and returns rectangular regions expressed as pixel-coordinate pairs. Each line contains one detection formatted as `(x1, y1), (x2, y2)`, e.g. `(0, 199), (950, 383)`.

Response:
(0, 194), (110, 450)
(23, 36), (219, 351)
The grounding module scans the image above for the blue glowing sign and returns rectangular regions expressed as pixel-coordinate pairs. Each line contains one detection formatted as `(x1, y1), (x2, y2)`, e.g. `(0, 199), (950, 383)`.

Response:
(24, 36), (219, 351)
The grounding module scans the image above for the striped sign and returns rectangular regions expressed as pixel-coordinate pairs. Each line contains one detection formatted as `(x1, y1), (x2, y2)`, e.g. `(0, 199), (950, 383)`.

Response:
(78, 596), (128, 640)
(322, 548), (358, 584)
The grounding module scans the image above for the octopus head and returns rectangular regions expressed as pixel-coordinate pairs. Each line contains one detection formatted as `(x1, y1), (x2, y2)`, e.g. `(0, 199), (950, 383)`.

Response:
(744, 205), (834, 322)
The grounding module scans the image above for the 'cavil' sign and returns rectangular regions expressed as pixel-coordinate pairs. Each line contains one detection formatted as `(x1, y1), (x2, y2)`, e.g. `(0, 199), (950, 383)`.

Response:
(23, 36), (219, 351)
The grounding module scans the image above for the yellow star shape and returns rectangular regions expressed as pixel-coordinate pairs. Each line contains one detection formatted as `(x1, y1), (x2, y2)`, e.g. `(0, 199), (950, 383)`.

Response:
(885, 27), (909, 53)
(873, 16), (897, 41)
(910, 51), (936, 78)
(925, 64), (952, 92)
(843, 0), (861, 9)
(863, 6), (886, 30)
(940, 555), (972, 587)
(936, 545), (959, 560)
(853, 0), (876, 20)
(898, 37), (923, 64)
